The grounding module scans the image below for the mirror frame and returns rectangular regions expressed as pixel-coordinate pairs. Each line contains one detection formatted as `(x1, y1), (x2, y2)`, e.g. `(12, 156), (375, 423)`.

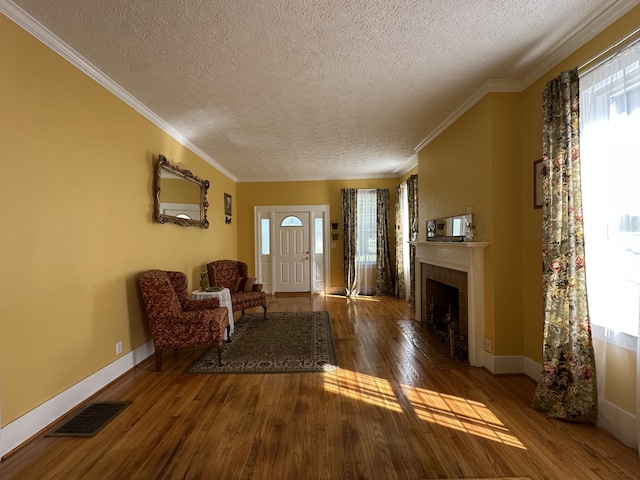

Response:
(154, 154), (210, 229)
(426, 214), (468, 242)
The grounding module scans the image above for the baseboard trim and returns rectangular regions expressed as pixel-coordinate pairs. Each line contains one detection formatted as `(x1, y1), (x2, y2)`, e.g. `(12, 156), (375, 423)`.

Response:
(598, 399), (637, 449)
(482, 353), (542, 380)
(0, 341), (153, 459)
(523, 356), (542, 381)
(483, 352), (522, 374)
(510, 359), (637, 450)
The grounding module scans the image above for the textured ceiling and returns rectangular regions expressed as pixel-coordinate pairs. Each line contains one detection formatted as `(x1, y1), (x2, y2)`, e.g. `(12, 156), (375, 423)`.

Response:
(4, 0), (640, 181)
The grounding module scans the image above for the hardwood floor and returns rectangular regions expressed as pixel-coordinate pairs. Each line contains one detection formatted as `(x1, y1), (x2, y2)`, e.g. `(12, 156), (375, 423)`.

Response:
(1, 295), (638, 479)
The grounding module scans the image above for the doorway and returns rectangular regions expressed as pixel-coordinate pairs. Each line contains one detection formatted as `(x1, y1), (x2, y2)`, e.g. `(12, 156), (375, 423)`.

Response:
(254, 205), (330, 294)
(274, 211), (310, 292)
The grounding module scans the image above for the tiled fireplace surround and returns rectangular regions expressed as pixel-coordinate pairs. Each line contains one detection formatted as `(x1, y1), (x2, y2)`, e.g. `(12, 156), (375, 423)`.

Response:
(413, 241), (489, 367)
(423, 264), (468, 355)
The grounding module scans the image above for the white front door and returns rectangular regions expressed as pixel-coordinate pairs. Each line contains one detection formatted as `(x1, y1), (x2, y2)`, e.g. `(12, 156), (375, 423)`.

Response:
(274, 212), (311, 292)
(254, 204), (330, 295)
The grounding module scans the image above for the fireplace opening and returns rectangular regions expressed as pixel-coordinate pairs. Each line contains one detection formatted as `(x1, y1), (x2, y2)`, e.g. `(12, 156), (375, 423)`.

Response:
(422, 264), (468, 361)
(426, 280), (466, 359)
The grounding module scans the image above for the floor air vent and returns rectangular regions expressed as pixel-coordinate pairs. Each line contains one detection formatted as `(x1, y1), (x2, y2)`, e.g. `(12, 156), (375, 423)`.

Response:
(46, 401), (131, 437)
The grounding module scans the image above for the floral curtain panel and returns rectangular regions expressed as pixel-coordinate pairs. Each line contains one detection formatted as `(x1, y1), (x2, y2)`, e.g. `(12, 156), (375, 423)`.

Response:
(532, 69), (598, 423)
(341, 188), (394, 297)
(341, 189), (358, 296)
(395, 184), (404, 298)
(376, 189), (394, 296)
(395, 175), (419, 307)
(407, 175), (418, 308)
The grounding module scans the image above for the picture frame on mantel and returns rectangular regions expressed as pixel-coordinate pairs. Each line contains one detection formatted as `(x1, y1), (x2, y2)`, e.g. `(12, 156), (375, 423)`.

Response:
(533, 159), (543, 209)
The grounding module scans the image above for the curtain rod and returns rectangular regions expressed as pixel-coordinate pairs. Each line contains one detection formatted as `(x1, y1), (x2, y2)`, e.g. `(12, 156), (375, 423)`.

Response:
(579, 25), (640, 75)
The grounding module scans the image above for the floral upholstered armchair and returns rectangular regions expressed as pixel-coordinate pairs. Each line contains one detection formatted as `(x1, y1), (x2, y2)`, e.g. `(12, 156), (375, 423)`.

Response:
(206, 260), (267, 319)
(138, 269), (230, 371)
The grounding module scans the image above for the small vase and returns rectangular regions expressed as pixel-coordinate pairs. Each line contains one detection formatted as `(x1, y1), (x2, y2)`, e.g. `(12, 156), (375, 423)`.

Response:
(464, 206), (475, 241)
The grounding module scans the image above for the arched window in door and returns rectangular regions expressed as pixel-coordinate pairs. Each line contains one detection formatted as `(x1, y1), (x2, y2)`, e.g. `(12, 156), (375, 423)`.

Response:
(280, 216), (303, 227)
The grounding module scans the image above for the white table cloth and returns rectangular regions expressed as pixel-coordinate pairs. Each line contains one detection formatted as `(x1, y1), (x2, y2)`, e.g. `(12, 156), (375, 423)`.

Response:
(191, 288), (234, 340)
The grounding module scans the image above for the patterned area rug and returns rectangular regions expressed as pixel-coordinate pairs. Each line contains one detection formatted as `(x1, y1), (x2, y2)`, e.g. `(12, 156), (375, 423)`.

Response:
(189, 311), (339, 374)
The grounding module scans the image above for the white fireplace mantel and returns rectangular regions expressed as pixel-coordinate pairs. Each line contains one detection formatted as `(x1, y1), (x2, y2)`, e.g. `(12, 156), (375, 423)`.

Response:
(412, 241), (489, 367)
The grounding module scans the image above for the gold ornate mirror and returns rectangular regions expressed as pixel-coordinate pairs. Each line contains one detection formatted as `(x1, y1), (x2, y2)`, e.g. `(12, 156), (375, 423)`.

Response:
(154, 154), (209, 228)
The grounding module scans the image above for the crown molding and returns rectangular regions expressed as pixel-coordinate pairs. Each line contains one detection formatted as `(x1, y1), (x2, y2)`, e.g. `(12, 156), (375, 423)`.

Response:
(3, 0), (638, 176)
(414, 0), (639, 153)
(0, 0), (237, 182)
(414, 79), (522, 153)
(520, 0), (640, 89)
(236, 171), (410, 183)
(397, 157), (419, 177)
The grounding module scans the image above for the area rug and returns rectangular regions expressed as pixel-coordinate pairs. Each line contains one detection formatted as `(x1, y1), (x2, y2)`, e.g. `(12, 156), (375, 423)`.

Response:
(188, 311), (339, 374)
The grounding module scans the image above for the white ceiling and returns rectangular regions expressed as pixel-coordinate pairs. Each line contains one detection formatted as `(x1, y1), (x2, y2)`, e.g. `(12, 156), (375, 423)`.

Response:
(4, 0), (639, 181)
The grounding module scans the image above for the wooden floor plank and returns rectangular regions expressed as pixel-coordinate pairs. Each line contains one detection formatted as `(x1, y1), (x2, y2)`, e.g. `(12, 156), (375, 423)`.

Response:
(1, 294), (638, 479)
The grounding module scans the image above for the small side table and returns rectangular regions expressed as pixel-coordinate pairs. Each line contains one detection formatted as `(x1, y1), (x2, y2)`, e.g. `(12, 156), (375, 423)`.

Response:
(191, 288), (234, 340)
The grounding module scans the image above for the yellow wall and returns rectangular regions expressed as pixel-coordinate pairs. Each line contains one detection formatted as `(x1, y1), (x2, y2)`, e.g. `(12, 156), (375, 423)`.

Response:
(0, 15), (236, 425)
(419, 93), (524, 356)
(3, 1), (638, 436)
(419, 6), (640, 409)
(489, 93), (524, 356)
(236, 178), (399, 289)
(419, 96), (500, 352)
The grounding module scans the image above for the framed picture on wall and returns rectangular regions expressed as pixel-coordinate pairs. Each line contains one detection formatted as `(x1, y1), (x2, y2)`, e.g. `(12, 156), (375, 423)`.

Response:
(224, 193), (232, 216)
(533, 159), (543, 209)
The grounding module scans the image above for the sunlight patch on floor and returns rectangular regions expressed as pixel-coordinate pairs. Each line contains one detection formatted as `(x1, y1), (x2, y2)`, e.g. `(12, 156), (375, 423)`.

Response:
(323, 369), (526, 450)
(323, 369), (402, 412)
(322, 294), (381, 302)
(403, 385), (527, 449)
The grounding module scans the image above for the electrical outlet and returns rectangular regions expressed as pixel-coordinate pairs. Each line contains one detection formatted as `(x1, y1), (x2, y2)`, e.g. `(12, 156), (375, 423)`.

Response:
(116, 341), (122, 355)
(484, 339), (491, 352)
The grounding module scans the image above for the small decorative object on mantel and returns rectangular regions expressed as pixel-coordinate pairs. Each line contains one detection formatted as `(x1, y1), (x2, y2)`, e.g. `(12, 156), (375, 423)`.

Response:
(426, 213), (469, 242)
(464, 206), (475, 241)
(427, 220), (436, 238)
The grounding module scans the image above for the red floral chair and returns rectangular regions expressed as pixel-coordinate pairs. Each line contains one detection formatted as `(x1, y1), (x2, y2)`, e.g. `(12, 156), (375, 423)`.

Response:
(139, 269), (229, 371)
(206, 260), (267, 319)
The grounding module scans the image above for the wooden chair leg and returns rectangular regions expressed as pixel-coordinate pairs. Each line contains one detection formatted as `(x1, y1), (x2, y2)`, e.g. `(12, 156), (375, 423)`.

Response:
(215, 342), (224, 366)
(226, 324), (232, 343)
(155, 349), (163, 372)
(263, 305), (268, 319)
